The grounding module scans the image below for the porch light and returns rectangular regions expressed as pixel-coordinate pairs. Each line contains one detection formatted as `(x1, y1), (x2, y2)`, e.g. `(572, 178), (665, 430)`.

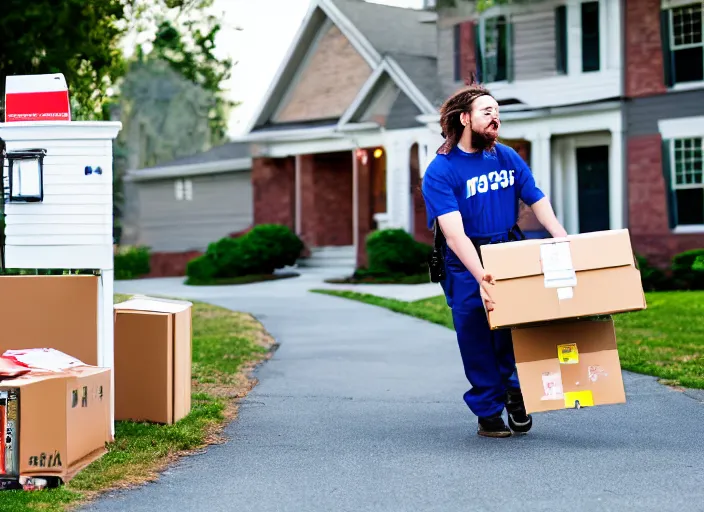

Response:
(373, 148), (384, 159)
(355, 148), (368, 165)
(7, 148), (46, 203)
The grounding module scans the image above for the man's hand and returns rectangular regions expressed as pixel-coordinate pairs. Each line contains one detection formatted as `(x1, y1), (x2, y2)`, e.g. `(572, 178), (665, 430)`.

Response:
(480, 273), (496, 311)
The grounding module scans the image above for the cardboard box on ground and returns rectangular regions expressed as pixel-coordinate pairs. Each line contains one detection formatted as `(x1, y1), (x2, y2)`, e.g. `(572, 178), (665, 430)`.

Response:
(113, 296), (193, 425)
(479, 229), (647, 414)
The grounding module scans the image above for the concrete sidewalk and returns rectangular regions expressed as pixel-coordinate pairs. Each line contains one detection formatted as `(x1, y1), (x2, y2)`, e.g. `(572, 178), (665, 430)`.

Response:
(84, 274), (704, 512)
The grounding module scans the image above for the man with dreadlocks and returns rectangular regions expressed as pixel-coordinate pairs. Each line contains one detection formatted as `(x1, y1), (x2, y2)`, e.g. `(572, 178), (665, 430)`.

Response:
(422, 83), (567, 438)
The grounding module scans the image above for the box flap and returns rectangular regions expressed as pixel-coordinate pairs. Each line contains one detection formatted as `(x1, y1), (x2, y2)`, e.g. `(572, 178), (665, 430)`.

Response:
(114, 295), (192, 314)
(481, 229), (635, 281)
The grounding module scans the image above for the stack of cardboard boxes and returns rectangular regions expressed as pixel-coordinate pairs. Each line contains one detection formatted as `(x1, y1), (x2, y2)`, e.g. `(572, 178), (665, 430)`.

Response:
(0, 279), (193, 490)
(480, 229), (647, 414)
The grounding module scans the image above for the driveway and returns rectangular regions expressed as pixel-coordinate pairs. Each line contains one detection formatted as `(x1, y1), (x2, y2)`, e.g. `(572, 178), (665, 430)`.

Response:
(84, 269), (704, 512)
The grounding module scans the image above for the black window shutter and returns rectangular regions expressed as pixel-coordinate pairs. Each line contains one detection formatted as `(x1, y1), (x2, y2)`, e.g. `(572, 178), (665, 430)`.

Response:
(453, 24), (461, 82)
(581, 1), (600, 72)
(660, 9), (674, 87)
(506, 18), (515, 82)
(474, 21), (483, 83)
(661, 138), (678, 229)
(555, 5), (568, 74)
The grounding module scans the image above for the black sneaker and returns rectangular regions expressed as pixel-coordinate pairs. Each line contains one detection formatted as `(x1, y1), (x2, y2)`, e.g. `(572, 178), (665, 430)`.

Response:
(477, 414), (512, 438)
(506, 389), (533, 434)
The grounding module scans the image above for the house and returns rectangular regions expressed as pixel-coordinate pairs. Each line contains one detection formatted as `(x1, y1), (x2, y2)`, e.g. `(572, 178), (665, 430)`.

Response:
(624, 0), (704, 267)
(238, 0), (446, 268)
(120, 141), (253, 275)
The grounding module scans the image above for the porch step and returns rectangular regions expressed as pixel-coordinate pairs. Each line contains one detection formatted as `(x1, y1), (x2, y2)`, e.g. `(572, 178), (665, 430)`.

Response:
(297, 245), (356, 268)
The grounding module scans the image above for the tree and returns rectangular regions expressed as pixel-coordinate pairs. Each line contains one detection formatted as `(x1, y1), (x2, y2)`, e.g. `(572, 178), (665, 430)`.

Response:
(0, 0), (127, 120)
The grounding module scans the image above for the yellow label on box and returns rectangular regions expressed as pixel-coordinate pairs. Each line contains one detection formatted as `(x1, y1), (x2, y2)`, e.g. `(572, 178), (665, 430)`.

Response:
(564, 390), (594, 408)
(557, 343), (579, 364)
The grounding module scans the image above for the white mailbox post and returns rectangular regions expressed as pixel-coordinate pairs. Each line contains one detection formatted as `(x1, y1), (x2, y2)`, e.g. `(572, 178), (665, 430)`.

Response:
(0, 120), (122, 434)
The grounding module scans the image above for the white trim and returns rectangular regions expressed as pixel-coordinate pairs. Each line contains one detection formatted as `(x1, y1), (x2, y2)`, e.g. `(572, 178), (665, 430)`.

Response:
(674, 224), (704, 233)
(338, 57), (437, 129)
(572, 133), (612, 148)
(658, 115), (704, 139)
(352, 150), (359, 259)
(126, 157), (252, 182)
(0, 121), (122, 141)
(661, 0), (703, 10)
(243, 0), (382, 134)
(672, 81), (704, 92)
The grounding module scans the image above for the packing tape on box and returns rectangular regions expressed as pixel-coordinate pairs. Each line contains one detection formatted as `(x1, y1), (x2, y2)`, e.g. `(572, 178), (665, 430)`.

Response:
(540, 241), (577, 299)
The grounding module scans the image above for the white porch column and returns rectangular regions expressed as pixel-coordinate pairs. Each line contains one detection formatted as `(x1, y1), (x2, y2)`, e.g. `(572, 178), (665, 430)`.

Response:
(609, 129), (625, 230)
(564, 138), (580, 234)
(527, 132), (552, 201)
(294, 155), (302, 236)
(551, 139), (565, 226)
(384, 134), (412, 232)
(352, 150), (359, 256)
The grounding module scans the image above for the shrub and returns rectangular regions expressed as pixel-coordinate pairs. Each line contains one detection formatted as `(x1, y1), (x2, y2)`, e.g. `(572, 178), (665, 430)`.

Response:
(186, 224), (304, 281)
(635, 254), (671, 292)
(114, 246), (150, 280)
(365, 228), (431, 276)
(672, 248), (704, 290)
(185, 255), (218, 283)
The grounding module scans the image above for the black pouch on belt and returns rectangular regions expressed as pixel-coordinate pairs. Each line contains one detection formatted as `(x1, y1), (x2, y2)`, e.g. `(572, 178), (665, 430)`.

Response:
(428, 219), (446, 283)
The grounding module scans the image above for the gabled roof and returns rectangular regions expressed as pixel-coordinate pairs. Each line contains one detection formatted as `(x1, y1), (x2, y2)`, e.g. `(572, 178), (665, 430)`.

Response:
(127, 141), (252, 182)
(244, 0), (440, 137)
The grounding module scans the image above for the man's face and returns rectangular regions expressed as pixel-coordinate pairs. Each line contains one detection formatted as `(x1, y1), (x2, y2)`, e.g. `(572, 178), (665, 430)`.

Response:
(461, 95), (500, 149)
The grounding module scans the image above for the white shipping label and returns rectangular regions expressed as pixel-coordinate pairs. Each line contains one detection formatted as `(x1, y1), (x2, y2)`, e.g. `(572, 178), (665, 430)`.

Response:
(557, 287), (574, 300)
(540, 241), (577, 288)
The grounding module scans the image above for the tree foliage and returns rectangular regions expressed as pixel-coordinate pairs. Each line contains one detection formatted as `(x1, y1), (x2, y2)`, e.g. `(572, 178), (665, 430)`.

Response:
(0, 0), (127, 120)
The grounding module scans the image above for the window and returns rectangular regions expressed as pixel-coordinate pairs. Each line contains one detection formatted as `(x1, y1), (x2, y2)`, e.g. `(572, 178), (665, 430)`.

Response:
(482, 16), (510, 82)
(555, 5), (568, 74)
(672, 138), (704, 225)
(581, 1), (600, 72)
(663, 2), (704, 86)
(174, 178), (193, 201)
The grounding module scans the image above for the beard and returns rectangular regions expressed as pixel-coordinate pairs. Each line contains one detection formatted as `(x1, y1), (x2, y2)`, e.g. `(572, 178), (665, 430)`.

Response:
(470, 121), (499, 151)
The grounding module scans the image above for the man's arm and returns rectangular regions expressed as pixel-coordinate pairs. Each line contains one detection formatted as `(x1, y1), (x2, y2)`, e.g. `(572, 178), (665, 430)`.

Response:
(437, 211), (485, 282)
(531, 197), (568, 238)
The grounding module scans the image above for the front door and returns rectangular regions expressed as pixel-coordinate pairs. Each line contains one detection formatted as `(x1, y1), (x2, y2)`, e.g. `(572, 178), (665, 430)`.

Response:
(576, 145), (610, 233)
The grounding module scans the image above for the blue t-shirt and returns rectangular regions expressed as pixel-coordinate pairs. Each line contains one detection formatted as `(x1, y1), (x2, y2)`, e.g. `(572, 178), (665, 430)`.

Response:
(422, 142), (544, 243)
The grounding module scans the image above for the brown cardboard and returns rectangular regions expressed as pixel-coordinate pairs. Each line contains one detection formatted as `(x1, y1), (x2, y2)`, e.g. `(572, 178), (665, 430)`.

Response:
(113, 296), (192, 424)
(480, 229), (647, 329)
(512, 317), (626, 414)
(0, 367), (112, 482)
(0, 276), (99, 364)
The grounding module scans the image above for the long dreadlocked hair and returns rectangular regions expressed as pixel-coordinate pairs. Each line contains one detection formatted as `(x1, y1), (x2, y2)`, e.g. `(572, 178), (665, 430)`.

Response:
(437, 77), (493, 155)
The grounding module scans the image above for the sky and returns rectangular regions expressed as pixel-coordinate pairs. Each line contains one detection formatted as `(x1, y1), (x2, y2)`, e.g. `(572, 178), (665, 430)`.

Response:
(207, 0), (426, 137)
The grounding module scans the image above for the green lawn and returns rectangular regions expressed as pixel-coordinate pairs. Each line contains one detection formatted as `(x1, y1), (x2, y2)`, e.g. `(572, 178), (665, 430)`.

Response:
(312, 289), (704, 389)
(0, 295), (274, 511)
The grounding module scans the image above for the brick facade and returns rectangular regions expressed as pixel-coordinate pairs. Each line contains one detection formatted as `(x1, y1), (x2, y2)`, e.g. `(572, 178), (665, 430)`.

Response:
(275, 25), (372, 123)
(627, 134), (704, 267)
(300, 151), (354, 247)
(624, 0), (666, 98)
(252, 156), (296, 230)
(459, 21), (477, 85)
(148, 250), (202, 278)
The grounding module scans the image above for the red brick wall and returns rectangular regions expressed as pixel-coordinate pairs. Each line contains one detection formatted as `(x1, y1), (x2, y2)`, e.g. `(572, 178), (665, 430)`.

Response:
(147, 251), (202, 278)
(459, 21), (477, 84)
(628, 134), (704, 267)
(252, 156), (295, 229)
(625, 0), (666, 98)
(300, 152), (353, 247)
